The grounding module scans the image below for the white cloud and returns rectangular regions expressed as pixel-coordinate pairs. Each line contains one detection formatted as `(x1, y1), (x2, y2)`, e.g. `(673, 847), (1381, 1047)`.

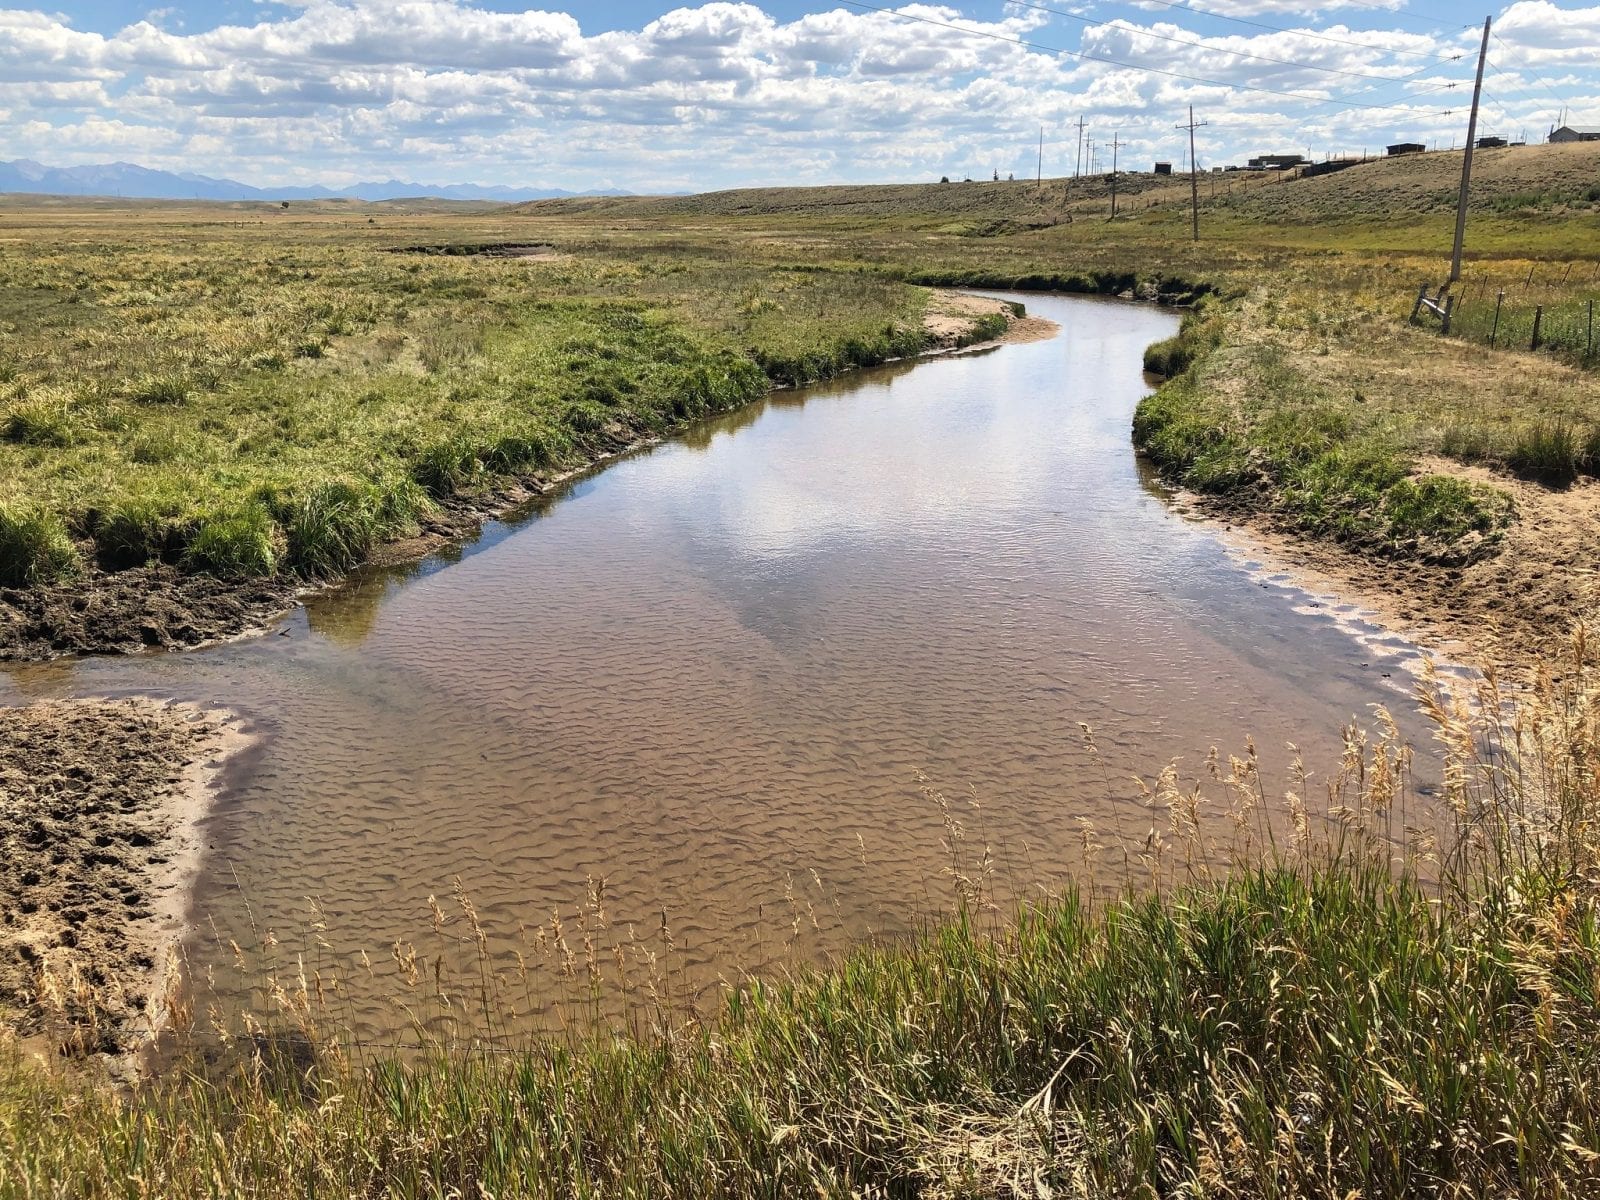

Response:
(0, 1), (1595, 189)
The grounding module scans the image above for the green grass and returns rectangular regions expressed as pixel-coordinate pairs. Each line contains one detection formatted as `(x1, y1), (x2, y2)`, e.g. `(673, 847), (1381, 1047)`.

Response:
(1134, 297), (1518, 564)
(0, 233), (953, 590)
(0, 504), (79, 586)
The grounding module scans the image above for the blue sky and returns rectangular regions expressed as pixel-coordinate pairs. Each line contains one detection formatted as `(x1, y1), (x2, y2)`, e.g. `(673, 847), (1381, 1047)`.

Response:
(2, 2), (1595, 190)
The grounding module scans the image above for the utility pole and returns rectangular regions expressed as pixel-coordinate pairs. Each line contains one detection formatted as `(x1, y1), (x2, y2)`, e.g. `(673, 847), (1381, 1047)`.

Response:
(1450, 15), (1492, 283)
(1177, 106), (1208, 242)
(1037, 126), (1043, 189)
(1074, 115), (1087, 179)
(1110, 131), (1122, 218)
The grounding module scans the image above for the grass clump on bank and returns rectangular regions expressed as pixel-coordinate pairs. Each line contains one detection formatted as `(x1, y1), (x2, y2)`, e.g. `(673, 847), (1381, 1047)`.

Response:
(0, 505), (80, 587)
(1135, 302), (1515, 563)
(6, 652), (1600, 1196)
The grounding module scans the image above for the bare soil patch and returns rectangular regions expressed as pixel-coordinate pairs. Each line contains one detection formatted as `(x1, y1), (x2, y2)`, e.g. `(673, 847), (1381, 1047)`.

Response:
(924, 291), (1058, 345)
(0, 698), (243, 1060)
(1184, 457), (1600, 682)
(0, 566), (298, 662)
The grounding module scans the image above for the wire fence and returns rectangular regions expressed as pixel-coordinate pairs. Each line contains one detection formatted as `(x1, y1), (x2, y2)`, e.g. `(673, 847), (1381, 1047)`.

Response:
(1447, 292), (1600, 366)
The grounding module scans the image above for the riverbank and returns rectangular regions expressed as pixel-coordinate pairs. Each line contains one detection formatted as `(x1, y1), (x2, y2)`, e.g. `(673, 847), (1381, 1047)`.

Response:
(0, 275), (1023, 661)
(1136, 284), (1600, 682)
(0, 697), (244, 1066)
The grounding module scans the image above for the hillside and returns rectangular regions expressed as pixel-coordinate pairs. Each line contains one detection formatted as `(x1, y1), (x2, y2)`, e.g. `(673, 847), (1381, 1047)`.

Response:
(516, 170), (1185, 222)
(517, 141), (1600, 229)
(1226, 139), (1600, 221)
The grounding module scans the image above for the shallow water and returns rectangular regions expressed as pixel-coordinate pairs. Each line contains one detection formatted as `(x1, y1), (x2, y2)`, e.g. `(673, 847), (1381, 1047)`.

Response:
(2, 294), (1448, 1041)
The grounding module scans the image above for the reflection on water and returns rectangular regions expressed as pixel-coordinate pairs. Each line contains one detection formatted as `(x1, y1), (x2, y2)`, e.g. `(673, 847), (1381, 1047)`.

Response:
(1, 294), (1444, 1041)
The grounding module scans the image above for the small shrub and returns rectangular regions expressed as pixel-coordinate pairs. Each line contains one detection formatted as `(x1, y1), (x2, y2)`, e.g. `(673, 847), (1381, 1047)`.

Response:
(183, 504), (280, 578)
(1507, 419), (1579, 485)
(0, 506), (80, 586)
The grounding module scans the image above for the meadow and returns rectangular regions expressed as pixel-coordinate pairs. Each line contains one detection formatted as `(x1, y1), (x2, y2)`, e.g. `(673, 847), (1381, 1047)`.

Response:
(6, 144), (1600, 609)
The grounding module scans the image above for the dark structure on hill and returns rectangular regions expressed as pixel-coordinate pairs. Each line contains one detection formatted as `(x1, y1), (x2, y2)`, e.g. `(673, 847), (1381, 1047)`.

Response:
(1549, 126), (1600, 143)
(1248, 154), (1305, 170)
(1387, 142), (1426, 156)
(1301, 158), (1365, 179)
(1153, 162), (1172, 175)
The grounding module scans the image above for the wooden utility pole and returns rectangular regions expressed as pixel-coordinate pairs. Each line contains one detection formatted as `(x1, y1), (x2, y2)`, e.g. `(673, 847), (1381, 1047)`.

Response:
(1177, 106), (1208, 242)
(1074, 115), (1087, 179)
(1037, 126), (1043, 189)
(1110, 131), (1122, 217)
(1450, 15), (1492, 283)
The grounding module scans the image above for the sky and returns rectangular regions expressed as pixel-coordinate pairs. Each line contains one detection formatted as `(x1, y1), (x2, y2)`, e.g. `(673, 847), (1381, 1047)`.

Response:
(3, 1), (1597, 191)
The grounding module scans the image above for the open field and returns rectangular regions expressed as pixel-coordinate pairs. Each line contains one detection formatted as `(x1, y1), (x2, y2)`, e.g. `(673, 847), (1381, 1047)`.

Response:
(10, 140), (1598, 665)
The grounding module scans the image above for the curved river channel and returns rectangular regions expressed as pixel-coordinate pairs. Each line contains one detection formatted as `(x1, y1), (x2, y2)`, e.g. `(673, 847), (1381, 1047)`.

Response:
(1, 294), (1447, 1043)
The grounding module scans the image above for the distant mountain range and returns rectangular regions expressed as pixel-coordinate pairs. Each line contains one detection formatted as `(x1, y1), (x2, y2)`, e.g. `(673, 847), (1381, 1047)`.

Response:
(0, 159), (628, 203)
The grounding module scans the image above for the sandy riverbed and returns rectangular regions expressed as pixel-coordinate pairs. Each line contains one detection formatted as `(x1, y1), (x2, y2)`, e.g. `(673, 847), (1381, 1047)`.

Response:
(0, 698), (245, 1062)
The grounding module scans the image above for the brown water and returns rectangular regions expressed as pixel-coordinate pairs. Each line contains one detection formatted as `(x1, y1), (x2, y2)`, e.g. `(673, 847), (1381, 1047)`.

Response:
(0, 294), (1447, 1042)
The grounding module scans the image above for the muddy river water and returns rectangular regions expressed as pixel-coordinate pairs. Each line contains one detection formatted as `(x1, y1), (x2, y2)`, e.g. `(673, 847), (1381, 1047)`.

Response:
(1, 294), (1447, 1042)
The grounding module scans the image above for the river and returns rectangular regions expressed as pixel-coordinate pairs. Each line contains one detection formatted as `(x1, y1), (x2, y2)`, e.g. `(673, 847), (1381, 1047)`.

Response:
(0, 293), (1444, 1044)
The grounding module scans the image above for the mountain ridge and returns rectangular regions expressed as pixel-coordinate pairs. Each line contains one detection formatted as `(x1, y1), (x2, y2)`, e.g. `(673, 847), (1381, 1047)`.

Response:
(0, 159), (627, 203)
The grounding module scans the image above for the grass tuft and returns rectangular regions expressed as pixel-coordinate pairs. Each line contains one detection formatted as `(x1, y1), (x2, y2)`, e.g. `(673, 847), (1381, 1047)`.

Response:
(181, 503), (280, 578)
(0, 505), (81, 587)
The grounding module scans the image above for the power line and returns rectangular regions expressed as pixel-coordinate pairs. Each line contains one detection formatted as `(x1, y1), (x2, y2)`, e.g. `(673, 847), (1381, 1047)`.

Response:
(837, 0), (1467, 117)
(1006, 0), (1456, 84)
(1090, 0), (1470, 62)
(1488, 31), (1579, 125)
(1281, 0), (1482, 38)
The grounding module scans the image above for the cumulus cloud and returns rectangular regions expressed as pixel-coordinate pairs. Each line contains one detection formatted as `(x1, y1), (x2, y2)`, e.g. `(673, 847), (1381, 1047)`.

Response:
(0, 0), (1594, 189)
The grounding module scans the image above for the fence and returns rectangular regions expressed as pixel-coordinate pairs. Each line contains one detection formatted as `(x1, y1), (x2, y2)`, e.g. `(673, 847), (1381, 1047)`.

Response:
(1446, 292), (1600, 367)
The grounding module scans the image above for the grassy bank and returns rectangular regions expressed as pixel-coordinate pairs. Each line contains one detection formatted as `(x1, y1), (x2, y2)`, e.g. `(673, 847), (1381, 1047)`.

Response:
(0, 223), (1007, 592)
(5, 652), (1599, 1196)
(1133, 300), (1516, 564)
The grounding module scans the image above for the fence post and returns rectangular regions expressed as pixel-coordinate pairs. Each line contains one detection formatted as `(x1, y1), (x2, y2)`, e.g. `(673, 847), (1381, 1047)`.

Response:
(1527, 263), (1537, 288)
(1491, 290), (1505, 347)
(1410, 283), (1429, 324)
(1532, 305), (1544, 350)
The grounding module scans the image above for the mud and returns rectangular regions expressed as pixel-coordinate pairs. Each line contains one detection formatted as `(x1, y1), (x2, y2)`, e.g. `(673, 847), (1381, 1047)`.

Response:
(0, 565), (299, 663)
(0, 698), (237, 1058)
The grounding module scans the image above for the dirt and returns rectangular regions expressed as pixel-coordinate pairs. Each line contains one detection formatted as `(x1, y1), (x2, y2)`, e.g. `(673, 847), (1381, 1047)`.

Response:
(1175, 457), (1600, 684)
(0, 698), (242, 1061)
(923, 291), (1059, 345)
(0, 565), (299, 663)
